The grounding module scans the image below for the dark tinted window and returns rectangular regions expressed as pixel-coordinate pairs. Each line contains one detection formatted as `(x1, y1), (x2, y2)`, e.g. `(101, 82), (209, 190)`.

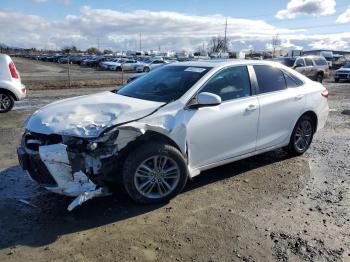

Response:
(289, 74), (304, 86)
(201, 66), (251, 101)
(117, 66), (211, 102)
(305, 58), (313, 66)
(314, 58), (328, 66)
(254, 65), (286, 94)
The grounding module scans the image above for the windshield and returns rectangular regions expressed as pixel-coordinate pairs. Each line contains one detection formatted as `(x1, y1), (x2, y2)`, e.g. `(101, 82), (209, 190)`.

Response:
(116, 65), (212, 102)
(343, 64), (350, 68)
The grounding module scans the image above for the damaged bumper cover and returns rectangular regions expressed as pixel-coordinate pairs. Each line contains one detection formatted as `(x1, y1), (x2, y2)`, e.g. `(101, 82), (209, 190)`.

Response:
(17, 127), (144, 210)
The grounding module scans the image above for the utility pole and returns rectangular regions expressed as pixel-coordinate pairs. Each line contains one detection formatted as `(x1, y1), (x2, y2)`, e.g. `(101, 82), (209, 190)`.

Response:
(224, 18), (228, 53)
(139, 32), (142, 52)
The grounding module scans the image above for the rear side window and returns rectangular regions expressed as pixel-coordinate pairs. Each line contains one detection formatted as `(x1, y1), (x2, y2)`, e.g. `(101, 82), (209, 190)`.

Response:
(305, 58), (314, 66)
(314, 58), (328, 66)
(253, 65), (286, 94)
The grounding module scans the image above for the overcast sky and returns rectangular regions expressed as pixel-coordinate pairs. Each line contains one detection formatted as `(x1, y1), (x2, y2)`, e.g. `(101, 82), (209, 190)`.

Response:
(1, 0), (350, 51)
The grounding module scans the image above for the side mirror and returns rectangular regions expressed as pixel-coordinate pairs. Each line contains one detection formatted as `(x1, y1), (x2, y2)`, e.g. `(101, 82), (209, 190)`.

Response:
(189, 92), (221, 109)
(294, 64), (302, 69)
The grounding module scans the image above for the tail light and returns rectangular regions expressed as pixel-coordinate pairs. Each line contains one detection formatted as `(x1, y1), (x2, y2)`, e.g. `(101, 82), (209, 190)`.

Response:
(9, 62), (19, 79)
(321, 89), (329, 99)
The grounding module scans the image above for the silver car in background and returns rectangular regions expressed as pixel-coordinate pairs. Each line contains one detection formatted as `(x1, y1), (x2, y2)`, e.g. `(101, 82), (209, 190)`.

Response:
(293, 55), (330, 83)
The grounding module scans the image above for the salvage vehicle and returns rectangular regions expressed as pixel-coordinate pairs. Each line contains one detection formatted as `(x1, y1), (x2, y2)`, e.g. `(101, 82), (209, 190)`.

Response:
(17, 60), (329, 210)
(293, 55), (330, 83)
(334, 63), (350, 82)
(0, 54), (26, 113)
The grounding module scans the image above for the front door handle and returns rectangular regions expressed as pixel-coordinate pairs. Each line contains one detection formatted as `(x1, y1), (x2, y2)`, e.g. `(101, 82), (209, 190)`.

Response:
(246, 104), (257, 112)
(295, 94), (304, 100)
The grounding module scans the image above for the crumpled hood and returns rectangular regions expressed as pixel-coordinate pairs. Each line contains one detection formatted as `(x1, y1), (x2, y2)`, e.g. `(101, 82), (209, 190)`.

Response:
(25, 91), (164, 137)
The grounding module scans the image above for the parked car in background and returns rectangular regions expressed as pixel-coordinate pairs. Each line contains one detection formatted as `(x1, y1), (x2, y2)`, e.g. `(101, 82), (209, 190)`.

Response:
(293, 56), (330, 83)
(0, 54), (26, 113)
(334, 63), (350, 82)
(17, 60), (328, 210)
(122, 59), (141, 71)
(135, 59), (168, 72)
(99, 58), (124, 71)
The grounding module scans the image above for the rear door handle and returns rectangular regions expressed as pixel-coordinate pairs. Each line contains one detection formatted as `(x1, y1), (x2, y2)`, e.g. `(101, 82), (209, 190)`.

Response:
(246, 104), (257, 112)
(295, 94), (304, 100)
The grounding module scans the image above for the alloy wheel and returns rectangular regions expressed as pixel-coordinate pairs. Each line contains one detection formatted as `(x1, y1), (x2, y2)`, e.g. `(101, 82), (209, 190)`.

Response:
(134, 155), (180, 199)
(0, 94), (12, 112)
(294, 120), (313, 152)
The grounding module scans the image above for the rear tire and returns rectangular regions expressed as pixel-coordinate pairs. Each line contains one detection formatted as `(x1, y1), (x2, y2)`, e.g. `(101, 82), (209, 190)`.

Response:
(0, 92), (14, 113)
(316, 73), (323, 83)
(116, 66), (122, 72)
(335, 78), (339, 83)
(285, 115), (315, 156)
(122, 142), (188, 204)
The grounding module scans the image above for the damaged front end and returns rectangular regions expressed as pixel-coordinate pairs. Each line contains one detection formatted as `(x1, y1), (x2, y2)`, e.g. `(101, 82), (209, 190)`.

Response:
(17, 126), (144, 211)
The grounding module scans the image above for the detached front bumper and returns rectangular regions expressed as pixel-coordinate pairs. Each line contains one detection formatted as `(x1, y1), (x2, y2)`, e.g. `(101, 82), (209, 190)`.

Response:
(17, 144), (97, 196)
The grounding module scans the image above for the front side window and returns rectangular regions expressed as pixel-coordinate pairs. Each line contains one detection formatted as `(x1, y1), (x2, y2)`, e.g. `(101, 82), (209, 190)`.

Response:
(116, 66), (212, 102)
(200, 66), (251, 101)
(295, 59), (305, 67)
(254, 65), (286, 94)
(305, 58), (314, 66)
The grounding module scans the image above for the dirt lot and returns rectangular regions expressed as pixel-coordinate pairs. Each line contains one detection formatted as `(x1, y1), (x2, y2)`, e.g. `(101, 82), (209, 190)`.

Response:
(0, 61), (349, 261)
(13, 57), (132, 90)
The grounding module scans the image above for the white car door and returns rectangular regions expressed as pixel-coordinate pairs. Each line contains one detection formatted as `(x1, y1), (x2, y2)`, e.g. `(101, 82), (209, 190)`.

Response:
(122, 60), (136, 71)
(253, 65), (306, 150)
(184, 66), (259, 168)
(294, 58), (309, 76)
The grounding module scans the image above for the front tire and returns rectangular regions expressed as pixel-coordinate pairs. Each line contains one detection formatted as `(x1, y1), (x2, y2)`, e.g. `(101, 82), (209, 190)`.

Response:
(335, 78), (339, 83)
(143, 67), (150, 73)
(285, 115), (315, 156)
(0, 92), (14, 113)
(122, 142), (188, 204)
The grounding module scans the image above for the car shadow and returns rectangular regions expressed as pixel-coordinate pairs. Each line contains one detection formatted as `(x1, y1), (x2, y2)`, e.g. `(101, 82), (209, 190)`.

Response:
(0, 149), (291, 249)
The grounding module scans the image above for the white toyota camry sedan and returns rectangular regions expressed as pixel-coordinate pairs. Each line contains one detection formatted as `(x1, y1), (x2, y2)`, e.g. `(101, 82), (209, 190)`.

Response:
(17, 60), (329, 210)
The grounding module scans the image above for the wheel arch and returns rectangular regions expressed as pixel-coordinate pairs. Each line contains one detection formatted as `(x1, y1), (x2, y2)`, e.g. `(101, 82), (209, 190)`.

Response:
(0, 87), (17, 101)
(298, 110), (318, 133)
(111, 130), (187, 183)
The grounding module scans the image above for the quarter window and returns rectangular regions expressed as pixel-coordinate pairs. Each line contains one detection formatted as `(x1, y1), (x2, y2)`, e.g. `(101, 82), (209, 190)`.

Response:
(314, 58), (328, 66)
(253, 65), (286, 94)
(200, 66), (251, 101)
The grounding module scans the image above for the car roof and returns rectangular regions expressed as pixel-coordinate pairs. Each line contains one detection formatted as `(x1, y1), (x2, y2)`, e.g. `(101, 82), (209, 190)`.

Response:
(168, 59), (282, 69)
(299, 55), (326, 59)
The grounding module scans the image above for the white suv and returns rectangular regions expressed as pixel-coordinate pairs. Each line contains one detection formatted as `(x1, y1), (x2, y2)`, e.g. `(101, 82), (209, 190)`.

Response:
(18, 60), (329, 210)
(0, 54), (26, 112)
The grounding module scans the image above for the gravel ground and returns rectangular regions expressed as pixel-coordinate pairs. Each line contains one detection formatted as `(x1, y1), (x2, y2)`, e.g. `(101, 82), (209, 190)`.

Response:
(0, 61), (349, 261)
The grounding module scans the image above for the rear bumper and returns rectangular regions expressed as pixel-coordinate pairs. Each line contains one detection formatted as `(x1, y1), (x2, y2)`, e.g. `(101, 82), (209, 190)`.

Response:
(0, 81), (26, 101)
